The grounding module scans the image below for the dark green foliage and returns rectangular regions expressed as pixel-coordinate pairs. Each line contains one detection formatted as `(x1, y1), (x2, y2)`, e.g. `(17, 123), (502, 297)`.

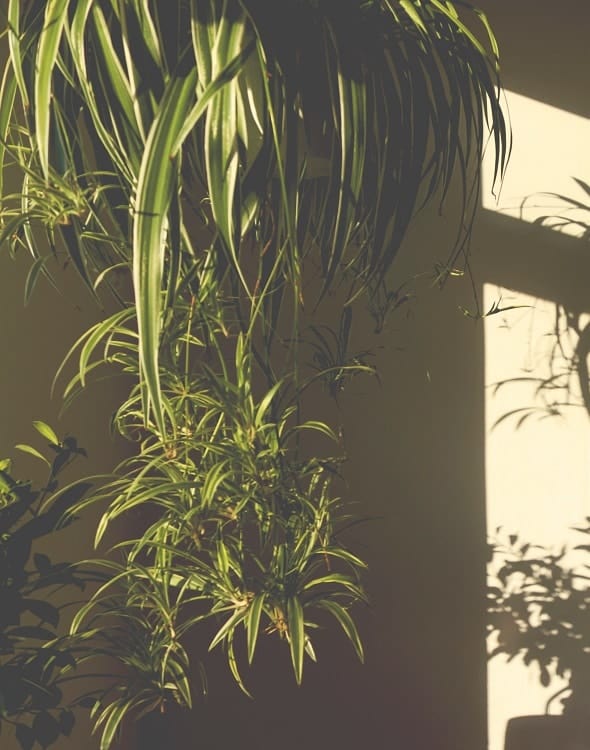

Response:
(0, 433), (89, 749)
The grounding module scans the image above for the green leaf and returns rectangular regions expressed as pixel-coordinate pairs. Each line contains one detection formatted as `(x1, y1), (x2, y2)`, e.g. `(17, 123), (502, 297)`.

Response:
(321, 25), (367, 295)
(201, 461), (232, 508)
(15, 444), (51, 467)
(318, 600), (364, 663)
(97, 699), (130, 750)
(0, 59), (17, 202)
(35, 0), (69, 179)
(90, 3), (143, 169)
(172, 39), (256, 156)
(32, 421), (59, 446)
(67, 0), (133, 180)
(208, 608), (247, 652)
(287, 596), (305, 685)
(215, 539), (230, 577)
(23, 256), (53, 306)
(7, 0), (28, 107)
(294, 421), (337, 442)
(304, 634), (317, 663)
(227, 628), (252, 698)
(322, 547), (368, 570)
(429, 0), (489, 59)
(133, 66), (198, 436)
(246, 593), (265, 664)
(202, 8), (253, 295)
(302, 573), (364, 600)
(399, 0), (428, 34)
(76, 308), (136, 389)
(254, 380), (283, 428)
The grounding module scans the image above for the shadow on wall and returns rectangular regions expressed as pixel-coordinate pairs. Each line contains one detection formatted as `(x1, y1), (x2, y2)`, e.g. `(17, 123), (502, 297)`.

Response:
(484, 178), (590, 426)
(480, 180), (590, 750)
(488, 524), (590, 750)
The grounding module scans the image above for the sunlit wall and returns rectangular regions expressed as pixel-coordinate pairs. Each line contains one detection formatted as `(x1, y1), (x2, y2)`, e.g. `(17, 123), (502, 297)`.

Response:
(482, 89), (590, 750)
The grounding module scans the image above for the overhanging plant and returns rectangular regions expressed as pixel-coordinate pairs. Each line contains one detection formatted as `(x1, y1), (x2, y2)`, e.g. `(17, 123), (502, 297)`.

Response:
(0, 0), (509, 746)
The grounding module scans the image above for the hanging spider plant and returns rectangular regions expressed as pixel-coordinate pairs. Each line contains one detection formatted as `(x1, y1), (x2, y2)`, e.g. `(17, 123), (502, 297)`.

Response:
(0, 0), (509, 745)
(1, 0), (508, 434)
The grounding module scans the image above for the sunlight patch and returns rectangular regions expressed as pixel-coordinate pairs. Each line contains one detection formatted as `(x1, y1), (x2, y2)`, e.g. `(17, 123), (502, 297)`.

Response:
(482, 91), (590, 238)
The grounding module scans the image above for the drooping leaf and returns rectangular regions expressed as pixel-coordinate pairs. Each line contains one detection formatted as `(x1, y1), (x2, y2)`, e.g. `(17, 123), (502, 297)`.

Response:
(287, 596), (305, 685)
(34, 0), (69, 180)
(133, 65), (197, 436)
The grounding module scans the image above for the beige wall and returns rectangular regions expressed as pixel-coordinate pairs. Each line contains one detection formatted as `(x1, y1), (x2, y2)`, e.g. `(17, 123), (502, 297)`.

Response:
(1, 3), (588, 749)
(0, 252), (132, 750)
(476, 3), (590, 748)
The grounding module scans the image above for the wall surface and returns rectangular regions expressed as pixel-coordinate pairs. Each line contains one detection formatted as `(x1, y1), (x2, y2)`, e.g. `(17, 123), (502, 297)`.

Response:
(476, 3), (590, 749)
(0, 254), (133, 750)
(1, 3), (588, 750)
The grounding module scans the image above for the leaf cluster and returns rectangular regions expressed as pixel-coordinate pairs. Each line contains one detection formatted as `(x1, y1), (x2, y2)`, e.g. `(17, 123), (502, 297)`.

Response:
(59, 300), (369, 748)
(0, 428), (90, 750)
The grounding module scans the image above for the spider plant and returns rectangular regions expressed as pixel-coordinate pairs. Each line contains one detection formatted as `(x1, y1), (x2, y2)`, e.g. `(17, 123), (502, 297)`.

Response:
(1, 0), (509, 433)
(58, 299), (369, 747)
(0, 0), (509, 746)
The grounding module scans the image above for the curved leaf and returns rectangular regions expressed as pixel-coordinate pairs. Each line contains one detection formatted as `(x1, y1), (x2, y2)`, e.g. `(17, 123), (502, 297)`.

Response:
(133, 67), (197, 436)
(35, 0), (69, 179)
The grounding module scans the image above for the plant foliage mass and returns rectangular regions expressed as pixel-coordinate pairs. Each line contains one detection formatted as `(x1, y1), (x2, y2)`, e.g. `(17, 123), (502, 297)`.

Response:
(0, 0), (508, 746)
